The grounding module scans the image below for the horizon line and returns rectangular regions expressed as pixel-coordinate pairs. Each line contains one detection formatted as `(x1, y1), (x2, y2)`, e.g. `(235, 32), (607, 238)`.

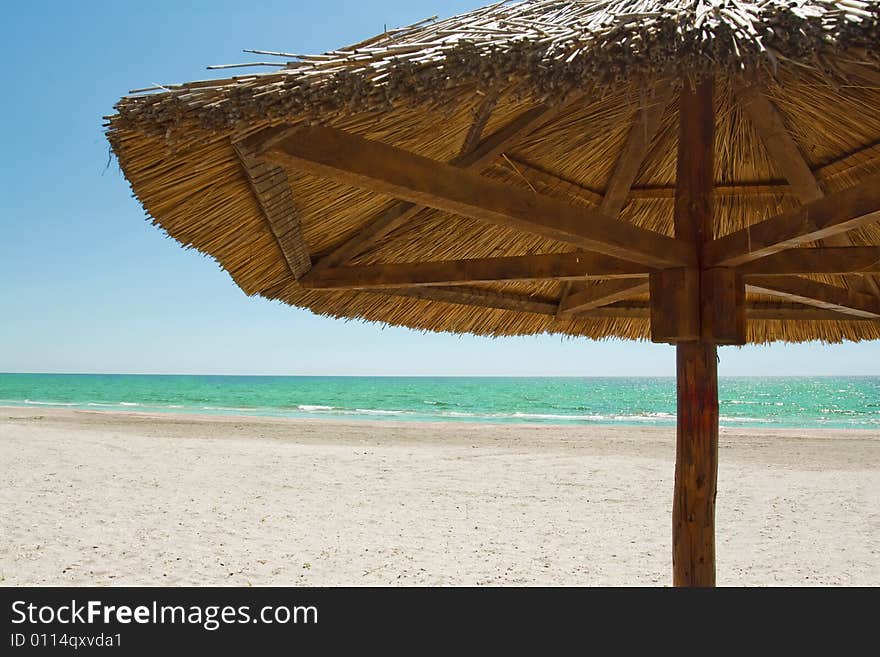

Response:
(2, 372), (879, 378)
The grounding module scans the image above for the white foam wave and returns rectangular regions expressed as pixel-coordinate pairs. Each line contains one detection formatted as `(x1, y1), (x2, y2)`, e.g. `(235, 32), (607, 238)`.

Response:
(354, 408), (405, 416)
(201, 406), (256, 412)
(509, 412), (606, 421)
(719, 415), (774, 423)
(298, 404), (334, 411)
(610, 412), (675, 422)
(23, 399), (77, 406)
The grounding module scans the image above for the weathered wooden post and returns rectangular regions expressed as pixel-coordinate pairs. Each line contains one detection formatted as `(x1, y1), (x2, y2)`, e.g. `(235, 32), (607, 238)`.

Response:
(650, 76), (745, 586)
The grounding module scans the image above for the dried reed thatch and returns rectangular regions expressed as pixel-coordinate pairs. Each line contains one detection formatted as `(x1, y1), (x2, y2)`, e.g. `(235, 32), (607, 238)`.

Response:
(105, 0), (880, 344)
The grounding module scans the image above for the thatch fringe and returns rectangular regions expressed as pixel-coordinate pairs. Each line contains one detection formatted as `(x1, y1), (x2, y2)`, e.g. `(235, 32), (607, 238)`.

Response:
(110, 0), (880, 140)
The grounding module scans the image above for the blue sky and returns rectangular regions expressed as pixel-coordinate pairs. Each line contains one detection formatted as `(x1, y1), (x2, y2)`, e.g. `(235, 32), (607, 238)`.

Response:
(1, 0), (878, 376)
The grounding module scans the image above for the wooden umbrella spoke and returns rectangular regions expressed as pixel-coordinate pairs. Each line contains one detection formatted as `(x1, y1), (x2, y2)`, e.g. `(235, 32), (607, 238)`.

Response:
(556, 280), (649, 317)
(738, 246), (880, 276)
(706, 174), (880, 267)
(569, 301), (880, 322)
(233, 140), (312, 279)
(738, 83), (880, 298)
(263, 125), (693, 268)
(458, 90), (499, 156)
(379, 286), (558, 316)
(305, 102), (558, 275)
(563, 82), (674, 306)
(300, 252), (650, 290)
(747, 275), (880, 319)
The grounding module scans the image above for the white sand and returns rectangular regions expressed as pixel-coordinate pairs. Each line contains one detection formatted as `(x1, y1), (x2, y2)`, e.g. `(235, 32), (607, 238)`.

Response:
(1, 407), (877, 586)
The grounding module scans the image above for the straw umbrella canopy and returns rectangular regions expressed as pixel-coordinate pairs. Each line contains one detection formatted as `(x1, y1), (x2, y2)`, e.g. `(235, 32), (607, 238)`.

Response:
(106, 0), (880, 586)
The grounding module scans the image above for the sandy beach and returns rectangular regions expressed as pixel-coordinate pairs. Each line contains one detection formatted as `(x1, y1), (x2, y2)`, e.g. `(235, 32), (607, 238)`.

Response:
(1, 406), (877, 586)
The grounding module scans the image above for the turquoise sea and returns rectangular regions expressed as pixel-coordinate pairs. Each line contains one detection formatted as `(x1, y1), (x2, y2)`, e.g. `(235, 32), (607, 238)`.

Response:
(1, 373), (878, 429)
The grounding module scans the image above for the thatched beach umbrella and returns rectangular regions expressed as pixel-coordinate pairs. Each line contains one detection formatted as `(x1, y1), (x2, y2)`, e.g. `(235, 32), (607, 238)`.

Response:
(106, 0), (880, 586)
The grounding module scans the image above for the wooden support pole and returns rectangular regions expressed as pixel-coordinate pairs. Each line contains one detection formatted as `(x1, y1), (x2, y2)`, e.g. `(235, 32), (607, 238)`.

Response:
(674, 341), (719, 587)
(671, 77), (719, 587)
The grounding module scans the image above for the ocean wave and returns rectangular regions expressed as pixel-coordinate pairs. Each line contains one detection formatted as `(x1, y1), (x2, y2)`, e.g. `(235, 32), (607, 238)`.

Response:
(23, 399), (77, 406)
(353, 408), (406, 416)
(718, 416), (775, 423)
(87, 402), (186, 410)
(509, 412), (606, 421)
(201, 405), (258, 412)
(609, 412), (675, 422)
(297, 404), (334, 411)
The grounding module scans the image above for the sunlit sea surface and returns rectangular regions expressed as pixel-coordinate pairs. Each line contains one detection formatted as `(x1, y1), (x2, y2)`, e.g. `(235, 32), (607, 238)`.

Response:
(1, 374), (878, 429)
